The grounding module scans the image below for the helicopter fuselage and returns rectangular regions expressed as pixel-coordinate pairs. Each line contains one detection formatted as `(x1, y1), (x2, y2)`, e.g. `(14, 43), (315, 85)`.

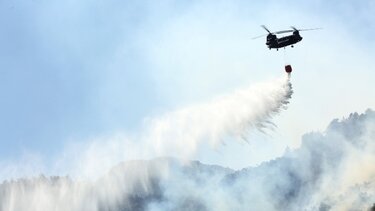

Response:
(266, 33), (303, 49)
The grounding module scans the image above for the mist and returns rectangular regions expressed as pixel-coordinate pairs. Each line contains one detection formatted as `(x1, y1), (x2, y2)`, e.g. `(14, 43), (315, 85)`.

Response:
(143, 75), (293, 158)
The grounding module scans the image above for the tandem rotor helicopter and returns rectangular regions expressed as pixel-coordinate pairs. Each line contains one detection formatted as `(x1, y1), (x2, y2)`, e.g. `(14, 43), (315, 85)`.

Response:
(253, 25), (322, 50)
(253, 25), (322, 73)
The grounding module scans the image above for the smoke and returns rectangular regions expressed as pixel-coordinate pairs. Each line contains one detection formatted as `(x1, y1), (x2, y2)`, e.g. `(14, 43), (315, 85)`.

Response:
(0, 110), (375, 210)
(43, 75), (292, 179)
(1, 109), (375, 210)
(0, 75), (293, 210)
(236, 110), (375, 210)
(3, 74), (375, 210)
(0, 111), (374, 211)
(2, 72), (374, 210)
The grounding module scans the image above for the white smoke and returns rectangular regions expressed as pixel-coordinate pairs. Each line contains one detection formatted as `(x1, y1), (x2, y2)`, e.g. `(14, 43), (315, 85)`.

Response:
(4, 78), (375, 211)
(2, 110), (375, 210)
(0, 75), (293, 211)
(47, 75), (293, 180)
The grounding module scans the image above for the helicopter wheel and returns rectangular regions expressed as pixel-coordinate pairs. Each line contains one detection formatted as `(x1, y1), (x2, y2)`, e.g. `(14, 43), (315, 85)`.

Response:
(291, 45), (294, 48)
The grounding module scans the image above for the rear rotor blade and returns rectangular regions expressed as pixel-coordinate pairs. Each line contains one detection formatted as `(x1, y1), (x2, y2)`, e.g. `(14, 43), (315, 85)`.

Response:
(291, 26), (322, 31)
(273, 30), (294, 34)
(298, 27), (323, 32)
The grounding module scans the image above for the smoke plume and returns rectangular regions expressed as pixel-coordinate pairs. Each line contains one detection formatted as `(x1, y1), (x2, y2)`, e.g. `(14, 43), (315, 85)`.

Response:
(0, 76), (295, 210)
(1, 110), (375, 210)
(51, 75), (293, 179)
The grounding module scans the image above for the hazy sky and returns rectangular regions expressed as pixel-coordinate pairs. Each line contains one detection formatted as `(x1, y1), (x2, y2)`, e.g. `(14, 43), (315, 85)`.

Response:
(1, 0), (374, 175)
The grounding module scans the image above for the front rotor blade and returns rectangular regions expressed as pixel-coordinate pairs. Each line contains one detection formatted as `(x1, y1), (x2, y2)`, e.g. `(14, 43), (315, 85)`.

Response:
(251, 34), (268, 39)
(261, 25), (271, 33)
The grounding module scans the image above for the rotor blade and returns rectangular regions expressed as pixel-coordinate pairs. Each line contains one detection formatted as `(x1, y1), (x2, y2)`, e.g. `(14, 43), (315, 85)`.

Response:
(273, 30), (294, 34)
(290, 26), (298, 31)
(251, 34), (268, 39)
(291, 26), (322, 31)
(298, 27), (323, 32)
(261, 25), (271, 33)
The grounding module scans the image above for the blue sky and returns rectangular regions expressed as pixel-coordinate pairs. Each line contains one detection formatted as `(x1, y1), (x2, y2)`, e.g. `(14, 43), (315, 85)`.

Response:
(1, 0), (375, 175)
(0, 0), (160, 157)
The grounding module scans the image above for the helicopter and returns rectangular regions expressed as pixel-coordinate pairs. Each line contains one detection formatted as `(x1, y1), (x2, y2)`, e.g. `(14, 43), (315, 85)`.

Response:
(253, 25), (321, 50)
